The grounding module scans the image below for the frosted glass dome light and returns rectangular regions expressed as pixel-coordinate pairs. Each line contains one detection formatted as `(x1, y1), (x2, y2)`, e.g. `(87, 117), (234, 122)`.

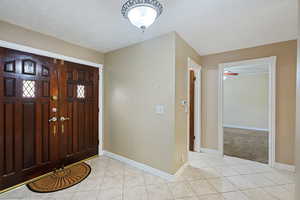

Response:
(122, 0), (163, 30)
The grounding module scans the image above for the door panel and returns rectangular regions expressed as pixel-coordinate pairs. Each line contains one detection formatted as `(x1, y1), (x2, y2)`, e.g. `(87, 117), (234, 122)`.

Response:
(189, 70), (195, 151)
(0, 48), (59, 190)
(58, 62), (99, 165)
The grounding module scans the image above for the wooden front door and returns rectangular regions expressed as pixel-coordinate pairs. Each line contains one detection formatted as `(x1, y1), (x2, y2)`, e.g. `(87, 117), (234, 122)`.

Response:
(0, 47), (99, 191)
(189, 70), (195, 151)
(57, 61), (99, 166)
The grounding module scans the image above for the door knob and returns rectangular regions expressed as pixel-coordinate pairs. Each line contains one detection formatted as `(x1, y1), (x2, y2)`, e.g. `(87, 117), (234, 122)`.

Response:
(49, 117), (57, 122)
(60, 117), (70, 121)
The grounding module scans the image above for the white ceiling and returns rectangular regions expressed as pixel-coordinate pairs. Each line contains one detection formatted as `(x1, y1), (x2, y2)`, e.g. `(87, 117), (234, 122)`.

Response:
(0, 0), (297, 55)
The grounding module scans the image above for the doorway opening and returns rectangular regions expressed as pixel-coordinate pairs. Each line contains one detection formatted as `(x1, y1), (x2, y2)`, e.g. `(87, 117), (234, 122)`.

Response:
(218, 57), (276, 166)
(187, 58), (202, 152)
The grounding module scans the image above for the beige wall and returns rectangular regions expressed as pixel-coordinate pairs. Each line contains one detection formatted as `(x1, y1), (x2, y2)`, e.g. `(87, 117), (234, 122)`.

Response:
(104, 32), (200, 174)
(224, 74), (269, 129)
(295, 0), (299, 197)
(202, 68), (219, 149)
(296, 38), (300, 200)
(0, 20), (104, 64)
(104, 33), (176, 173)
(201, 40), (297, 165)
(174, 34), (201, 171)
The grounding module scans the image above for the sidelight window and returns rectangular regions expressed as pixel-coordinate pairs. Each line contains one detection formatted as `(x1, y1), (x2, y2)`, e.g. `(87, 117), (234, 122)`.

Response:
(22, 80), (36, 98)
(77, 85), (85, 98)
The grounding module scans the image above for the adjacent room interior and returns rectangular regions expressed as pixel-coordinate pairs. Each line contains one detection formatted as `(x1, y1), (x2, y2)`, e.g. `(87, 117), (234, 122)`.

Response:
(223, 63), (270, 164)
(0, 0), (298, 200)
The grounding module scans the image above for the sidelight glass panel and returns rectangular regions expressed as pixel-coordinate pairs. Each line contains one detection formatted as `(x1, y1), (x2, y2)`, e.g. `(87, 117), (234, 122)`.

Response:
(22, 80), (36, 98)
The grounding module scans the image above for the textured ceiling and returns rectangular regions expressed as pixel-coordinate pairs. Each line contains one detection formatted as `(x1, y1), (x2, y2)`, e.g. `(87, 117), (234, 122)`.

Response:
(0, 0), (297, 55)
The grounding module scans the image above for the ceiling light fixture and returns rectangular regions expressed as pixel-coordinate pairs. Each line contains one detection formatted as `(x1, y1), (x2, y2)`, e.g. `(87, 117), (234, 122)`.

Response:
(121, 0), (163, 31)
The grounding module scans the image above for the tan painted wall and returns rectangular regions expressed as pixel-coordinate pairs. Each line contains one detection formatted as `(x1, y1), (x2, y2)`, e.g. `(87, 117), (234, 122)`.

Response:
(104, 32), (201, 174)
(202, 68), (219, 150)
(104, 33), (176, 173)
(224, 74), (269, 129)
(295, 0), (299, 197)
(201, 40), (297, 165)
(0, 20), (104, 64)
(174, 33), (201, 171)
(296, 38), (300, 200)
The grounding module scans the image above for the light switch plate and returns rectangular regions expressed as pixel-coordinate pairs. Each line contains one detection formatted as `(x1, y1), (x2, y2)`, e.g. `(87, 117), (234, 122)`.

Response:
(155, 104), (165, 114)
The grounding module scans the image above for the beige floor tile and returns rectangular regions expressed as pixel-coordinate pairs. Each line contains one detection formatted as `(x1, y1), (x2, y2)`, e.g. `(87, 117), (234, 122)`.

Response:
(226, 175), (256, 190)
(167, 175), (187, 183)
(168, 182), (195, 199)
(124, 165), (145, 176)
(190, 160), (211, 168)
(264, 185), (294, 200)
(124, 174), (145, 188)
(231, 165), (254, 175)
(28, 197), (53, 200)
(144, 173), (167, 185)
(197, 194), (224, 200)
(222, 191), (250, 200)
(0, 186), (31, 199)
(146, 184), (173, 200)
(213, 166), (239, 177)
(242, 174), (276, 187)
(101, 175), (124, 190)
(182, 167), (206, 181)
(175, 197), (199, 200)
(242, 188), (278, 200)
(207, 178), (237, 193)
(72, 190), (100, 200)
(199, 168), (222, 179)
(76, 177), (102, 191)
(282, 183), (295, 194)
(262, 172), (294, 185)
(124, 185), (148, 200)
(0, 154), (296, 200)
(48, 189), (76, 199)
(189, 180), (218, 196)
(99, 187), (123, 200)
(104, 165), (124, 177)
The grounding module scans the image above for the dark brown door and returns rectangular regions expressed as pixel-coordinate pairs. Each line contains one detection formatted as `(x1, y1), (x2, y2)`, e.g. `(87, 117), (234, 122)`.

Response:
(0, 47), (99, 191)
(189, 70), (195, 151)
(57, 61), (99, 166)
(0, 47), (59, 190)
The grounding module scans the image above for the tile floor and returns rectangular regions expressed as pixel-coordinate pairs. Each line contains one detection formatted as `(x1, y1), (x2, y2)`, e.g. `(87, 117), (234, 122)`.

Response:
(0, 152), (295, 200)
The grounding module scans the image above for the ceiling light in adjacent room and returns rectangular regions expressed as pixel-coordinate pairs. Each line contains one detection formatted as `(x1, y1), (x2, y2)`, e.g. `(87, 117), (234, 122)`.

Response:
(121, 0), (163, 31)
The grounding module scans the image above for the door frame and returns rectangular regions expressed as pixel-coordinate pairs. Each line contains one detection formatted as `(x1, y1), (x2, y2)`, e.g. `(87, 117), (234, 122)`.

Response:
(218, 56), (277, 167)
(187, 58), (202, 153)
(0, 40), (104, 155)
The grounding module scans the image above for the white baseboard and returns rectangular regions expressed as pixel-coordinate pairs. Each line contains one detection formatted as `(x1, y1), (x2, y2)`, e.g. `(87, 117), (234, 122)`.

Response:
(174, 162), (189, 177)
(103, 151), (175, 180)
(199, 148), (222, 156)
(223, 124), (268, 132)
(274, 162), (295, 172)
